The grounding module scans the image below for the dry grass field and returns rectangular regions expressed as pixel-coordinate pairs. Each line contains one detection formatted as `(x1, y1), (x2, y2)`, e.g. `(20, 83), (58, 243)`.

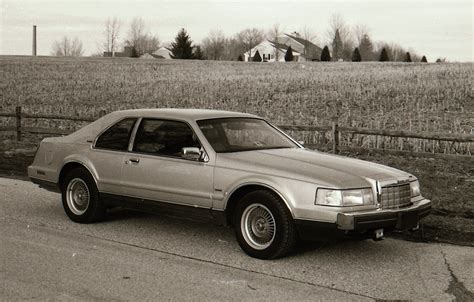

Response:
(1, 56), (472, 129)
(1, 56), (472, 153)
(0, 56), (473, 244)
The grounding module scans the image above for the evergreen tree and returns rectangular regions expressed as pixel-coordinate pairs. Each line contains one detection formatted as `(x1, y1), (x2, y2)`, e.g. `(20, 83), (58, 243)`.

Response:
(321, 46), (331, 61)
(285, 46), (294, 62)
(359, 34), (374, 61)
(404, 52), (412, 62)
(421, 55), (427, 63)
(193, 45), (204, 60)
(379, 47), (389, 62)
(170, 28), (194, 59)
(332, 29), (343, 61)
(352, 47), (361, 62)
(252, 50), (262, 62)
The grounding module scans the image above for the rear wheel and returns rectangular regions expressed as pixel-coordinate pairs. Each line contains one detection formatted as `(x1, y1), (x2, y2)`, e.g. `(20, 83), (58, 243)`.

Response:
(61, 167), (105, 223)
(234, 190), (296, 259)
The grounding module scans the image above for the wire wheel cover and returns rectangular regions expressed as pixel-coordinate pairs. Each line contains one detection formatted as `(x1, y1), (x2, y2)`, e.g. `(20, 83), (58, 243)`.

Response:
(241, 203), (276, 250)
(66, 178), (90, 215)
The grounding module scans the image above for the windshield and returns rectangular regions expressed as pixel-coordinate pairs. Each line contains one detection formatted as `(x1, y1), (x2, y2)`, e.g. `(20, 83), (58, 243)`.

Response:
(197, 118), (298, 153)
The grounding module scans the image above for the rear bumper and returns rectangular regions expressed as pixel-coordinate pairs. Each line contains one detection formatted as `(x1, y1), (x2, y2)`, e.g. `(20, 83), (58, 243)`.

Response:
(295, 198), (432, 241)
(30, 177), (60, 193)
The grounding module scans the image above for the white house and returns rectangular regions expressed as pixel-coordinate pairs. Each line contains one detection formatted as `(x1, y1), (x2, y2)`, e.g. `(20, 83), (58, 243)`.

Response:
(244, 40), (289, 62)
(152, 47), (172, 59)
(244, 33), (322, 62)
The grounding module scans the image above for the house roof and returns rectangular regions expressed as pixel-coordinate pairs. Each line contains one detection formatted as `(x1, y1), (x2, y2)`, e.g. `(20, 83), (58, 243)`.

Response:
(268, 40), (300, 54)
(245, 34), (321, 60)
(283, 34), (322, 60)
(284, 34), (322, 52)
(152, 47), (172, 59)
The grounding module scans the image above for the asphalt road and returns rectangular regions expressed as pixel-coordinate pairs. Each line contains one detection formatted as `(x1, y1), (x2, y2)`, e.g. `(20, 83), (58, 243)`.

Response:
(1, 177), (473, 301)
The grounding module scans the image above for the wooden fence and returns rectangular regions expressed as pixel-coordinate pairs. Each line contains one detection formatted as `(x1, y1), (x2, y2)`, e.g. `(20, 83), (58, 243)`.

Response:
(1, 106), (473, 158)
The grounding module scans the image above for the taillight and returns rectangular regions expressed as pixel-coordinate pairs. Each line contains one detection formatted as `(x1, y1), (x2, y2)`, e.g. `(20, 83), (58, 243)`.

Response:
(33, 142), (42, 158)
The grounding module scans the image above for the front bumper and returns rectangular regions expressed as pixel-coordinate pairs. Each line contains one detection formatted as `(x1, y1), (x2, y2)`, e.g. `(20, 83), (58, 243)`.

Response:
(295, 198), (431, 241)
(335, 198), (431, 231)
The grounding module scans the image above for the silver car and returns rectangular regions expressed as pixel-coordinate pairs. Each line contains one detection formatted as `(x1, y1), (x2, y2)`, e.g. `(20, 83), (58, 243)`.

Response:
(28, 109), (431, 259)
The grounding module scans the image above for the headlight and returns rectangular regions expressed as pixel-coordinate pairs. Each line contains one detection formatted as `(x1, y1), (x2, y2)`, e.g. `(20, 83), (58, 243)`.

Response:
(410, 180), (421, 197)
(315, 188), (374, 207)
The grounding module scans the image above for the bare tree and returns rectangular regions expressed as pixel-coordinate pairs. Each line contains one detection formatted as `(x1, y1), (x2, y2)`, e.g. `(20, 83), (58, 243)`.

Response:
(326, 14), (354, 61)
(125, 17), (160, 57)
(267, 23), (284, 61)
(103, 17), (121, 56)
(202, 30), (226, 60)
(353, 24), (374, 61)
(237, 28), (265, 59)
(353, 24), (370, 47)
(127, 17), (146, 46)
(388, 43), (405, 61)
(222, 37), (245, 61)
(407, 48), (421, 62)
(299, 26), (318, 58)
(51, 36), (84, 56)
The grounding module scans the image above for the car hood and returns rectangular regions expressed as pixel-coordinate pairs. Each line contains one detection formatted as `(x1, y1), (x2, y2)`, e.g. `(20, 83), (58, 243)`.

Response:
(216, 148), (414, 188)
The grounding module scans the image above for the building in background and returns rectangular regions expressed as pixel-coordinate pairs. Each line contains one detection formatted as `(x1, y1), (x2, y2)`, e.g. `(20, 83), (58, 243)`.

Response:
(103, 46), (136, 58)
(152, 47), (172, 59)
(244, 33), (322, 62)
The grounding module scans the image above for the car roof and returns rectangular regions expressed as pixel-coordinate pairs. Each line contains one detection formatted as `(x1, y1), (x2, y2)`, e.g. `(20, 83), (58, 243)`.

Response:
(63, 108), (262, 144)
(110, 108), (260, 121)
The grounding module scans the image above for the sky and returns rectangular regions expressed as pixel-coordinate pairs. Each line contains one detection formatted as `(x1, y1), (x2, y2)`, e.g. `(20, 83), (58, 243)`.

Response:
(1, 0), (472, 61)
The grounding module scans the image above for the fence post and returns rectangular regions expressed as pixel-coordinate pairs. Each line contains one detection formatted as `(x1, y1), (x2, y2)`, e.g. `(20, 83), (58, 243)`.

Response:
(332, 120), (339, 154)
(15, 106), (22, 141)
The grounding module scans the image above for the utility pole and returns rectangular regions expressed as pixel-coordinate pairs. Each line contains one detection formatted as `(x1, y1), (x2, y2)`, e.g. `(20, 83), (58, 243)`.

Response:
(32, 25), (37, 56)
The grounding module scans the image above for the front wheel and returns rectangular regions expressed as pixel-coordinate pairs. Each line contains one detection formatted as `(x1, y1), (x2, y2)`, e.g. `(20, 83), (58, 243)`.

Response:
(234, 190), (296, 259)
(61, 167), (105, 223)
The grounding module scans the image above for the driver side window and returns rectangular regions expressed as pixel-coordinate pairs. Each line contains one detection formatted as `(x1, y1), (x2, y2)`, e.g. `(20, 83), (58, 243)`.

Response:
(133, 119), (200, 158)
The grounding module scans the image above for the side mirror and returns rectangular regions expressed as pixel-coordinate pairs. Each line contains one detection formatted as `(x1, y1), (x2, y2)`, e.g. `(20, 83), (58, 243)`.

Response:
(181, 147), (208, 162)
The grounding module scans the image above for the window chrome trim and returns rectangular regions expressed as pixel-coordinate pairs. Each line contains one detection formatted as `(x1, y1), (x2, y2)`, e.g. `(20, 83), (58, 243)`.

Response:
(269, 123), (304, 149)
(195, 117), (300, 153)
(128, 117), (142, 152)
(129, 117), (210, 163)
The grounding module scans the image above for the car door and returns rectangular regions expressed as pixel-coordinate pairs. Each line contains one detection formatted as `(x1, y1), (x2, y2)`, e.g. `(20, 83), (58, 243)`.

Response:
(120, 118), (214, 209)
(91, 117), (138, 194)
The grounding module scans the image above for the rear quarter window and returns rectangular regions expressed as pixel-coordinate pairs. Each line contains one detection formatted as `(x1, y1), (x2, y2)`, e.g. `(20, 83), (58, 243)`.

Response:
(95, 118), (137, 151)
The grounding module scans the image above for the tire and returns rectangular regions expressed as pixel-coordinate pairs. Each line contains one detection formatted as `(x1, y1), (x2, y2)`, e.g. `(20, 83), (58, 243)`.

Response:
(234, 190), (296, 259)
(61, 167), (105, 223)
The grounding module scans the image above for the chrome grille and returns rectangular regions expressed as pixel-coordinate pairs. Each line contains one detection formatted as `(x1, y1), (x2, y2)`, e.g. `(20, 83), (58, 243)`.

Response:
(380, 184), (411, 209)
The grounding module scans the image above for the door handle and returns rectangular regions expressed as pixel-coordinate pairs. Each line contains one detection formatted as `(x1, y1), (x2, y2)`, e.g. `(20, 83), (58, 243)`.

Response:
(126, 158), (140, 165)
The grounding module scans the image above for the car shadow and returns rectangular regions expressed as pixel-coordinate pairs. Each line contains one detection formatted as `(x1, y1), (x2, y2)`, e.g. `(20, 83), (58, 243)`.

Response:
(103, 207), (380, 256)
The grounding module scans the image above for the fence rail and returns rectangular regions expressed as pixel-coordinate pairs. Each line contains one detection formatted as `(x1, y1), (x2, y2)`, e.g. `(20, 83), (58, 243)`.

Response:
(1, 106), (472, 157)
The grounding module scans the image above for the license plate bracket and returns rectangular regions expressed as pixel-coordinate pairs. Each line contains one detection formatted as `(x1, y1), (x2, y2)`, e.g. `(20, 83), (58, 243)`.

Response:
(398, 211), (419, 229)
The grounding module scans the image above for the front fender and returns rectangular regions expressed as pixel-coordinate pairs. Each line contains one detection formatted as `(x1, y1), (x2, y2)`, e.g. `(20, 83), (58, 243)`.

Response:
(214, 166), (317, 218)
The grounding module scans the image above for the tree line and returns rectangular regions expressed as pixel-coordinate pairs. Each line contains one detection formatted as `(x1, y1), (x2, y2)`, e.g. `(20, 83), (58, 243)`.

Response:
(51, 14), (440, 62)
